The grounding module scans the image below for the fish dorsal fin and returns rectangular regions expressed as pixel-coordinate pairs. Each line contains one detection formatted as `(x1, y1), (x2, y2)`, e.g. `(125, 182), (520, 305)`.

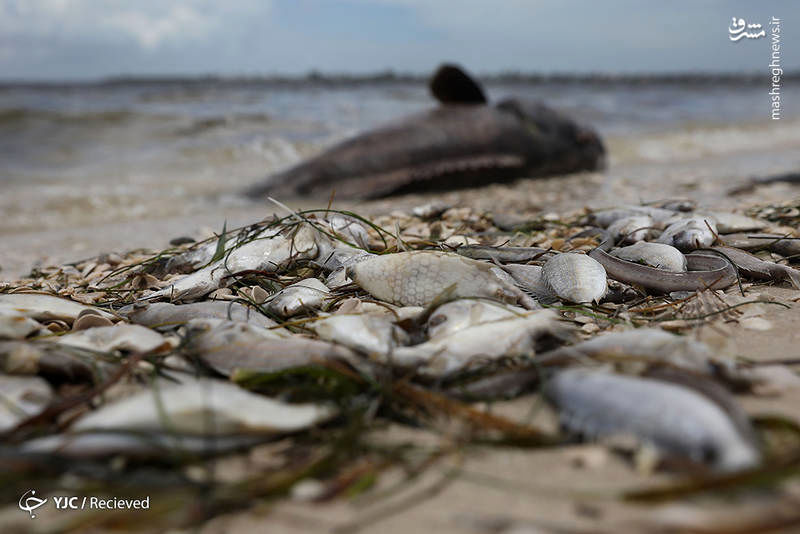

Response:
(429, 64), (487, 105)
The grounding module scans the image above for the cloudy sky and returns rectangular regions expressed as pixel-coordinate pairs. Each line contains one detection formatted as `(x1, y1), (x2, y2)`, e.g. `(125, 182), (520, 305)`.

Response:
(0, 0), (797, 80)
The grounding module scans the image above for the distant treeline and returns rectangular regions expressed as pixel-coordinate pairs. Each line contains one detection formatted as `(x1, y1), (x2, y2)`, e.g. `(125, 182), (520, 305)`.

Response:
(2, 69), (798, 89)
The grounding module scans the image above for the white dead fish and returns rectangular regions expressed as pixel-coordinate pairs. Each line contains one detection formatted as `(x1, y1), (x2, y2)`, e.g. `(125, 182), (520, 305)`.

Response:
(266, 278), (330, 318)
(154, 225), (319, 302)
(22, 432), (267, 459)
(590, 206), (676, 229)
(541, 328), (715, 374)
(56, 324), (169, 354)
(322, 215), (371, 249)
(389, 310), (568, 377)
(0, 310), (42, 339)
(657, 217), (718, 251)
(704, 212), (768, 234)
(70, 378), (335, 434)
(311, 313), (409, 356)
(122, 301), (279, 329)
(0, 375), (53, 432)
(348, 251), (537, 309)
(427, 299), (525, 339)
(610, 242), (687, 272)
(500, 264), (545, 297)
(0, 341), (95, 381)
(185, 318), (359, 376)
(607, 215), (656, 244)
(545, 368), (761, 472)
(541, 253), (607, 303)
(0, 293), (114, 324)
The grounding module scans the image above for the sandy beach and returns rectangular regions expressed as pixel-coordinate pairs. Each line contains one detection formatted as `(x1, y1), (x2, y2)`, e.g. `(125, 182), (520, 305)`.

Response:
(2, 82), (800, 534)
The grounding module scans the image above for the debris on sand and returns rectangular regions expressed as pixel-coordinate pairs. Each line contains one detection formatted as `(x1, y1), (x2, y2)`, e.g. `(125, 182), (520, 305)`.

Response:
(1, 199), (799, 531)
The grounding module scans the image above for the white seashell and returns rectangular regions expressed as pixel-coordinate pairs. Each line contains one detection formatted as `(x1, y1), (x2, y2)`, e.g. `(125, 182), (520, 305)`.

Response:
(0, 293), (114, 324)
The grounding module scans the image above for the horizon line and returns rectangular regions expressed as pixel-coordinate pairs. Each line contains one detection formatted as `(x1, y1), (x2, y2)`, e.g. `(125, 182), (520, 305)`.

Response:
(1, 68), (798, 87)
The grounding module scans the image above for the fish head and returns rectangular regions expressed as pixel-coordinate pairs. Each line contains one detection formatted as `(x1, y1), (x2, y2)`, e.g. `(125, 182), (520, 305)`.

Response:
(496, 98), (606, 171)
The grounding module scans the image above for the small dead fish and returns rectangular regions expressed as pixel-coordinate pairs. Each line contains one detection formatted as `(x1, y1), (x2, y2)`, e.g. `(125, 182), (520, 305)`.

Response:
(311, 313), (409, 356)
(0, 310), (42, 339)
(657, 217), (717, 251)
(0, 293), (114, 324)
(500, 264), (545, 296)
(710, 246), (800, 289)
(541, 253), (607, 303)
(453, 245), (551, 263)
(154, 225), (319, 302)
(122, 301), (278, 329)
(720, 233), (800, 258)
(704, 212), (768, 234)
(0, 341), (96, 382)
(610, 242), (687, 272)
(0, 375), (53, 432)
(545, 368), (760, 472)
(22, 432), (267, 459)
(56, 324), (170, 354)
(348, 251), (538, 308)
(185, 318), (358, 376)
(427, 299), (525, 339)
(589, 206), (676, 229)
(389, 310), (569, 378)
(33, 378), (336, 443)
(540, 328), (716, 375)
(266, 278), (330, 318)
(607, 215), (656, 244)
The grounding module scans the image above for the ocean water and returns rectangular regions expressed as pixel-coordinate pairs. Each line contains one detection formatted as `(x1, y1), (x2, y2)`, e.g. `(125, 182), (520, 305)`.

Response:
(1, 77), (799, 235)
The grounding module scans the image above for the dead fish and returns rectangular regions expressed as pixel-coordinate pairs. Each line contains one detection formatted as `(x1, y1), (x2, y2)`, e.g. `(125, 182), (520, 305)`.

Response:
(704, 212), (768, 234)
(153, 225), (319, 302)
(610, 242), (687, 272)
(185, 318), (358, 376)
(121, 301), (279, 329)
(719, 233), (800, 258)
(348, 251), (538, 309)
(453, 245), (551, 263)
(0, 310), (42, 339)
(22, 432), (267, 459)
(427, 299), (525, 339)
(311, 313), (409, 356)
(657, 217), (718, 251)
(0, 375), (53, 432)
(389, 310), (569, 378)
(55, 324), (169, 354)
(589, 206), (676, 229)
(500, 264), (546, 295)
(545, 368), (760, 472)
(540, 328), (716, 375)
(709, 246), (800, 289)
(266, 278), (330, 318)
(0, 293), (114, 324)
(322, 214), (371, 249)
(541, 253), (607, 303)
(73, 378), (335, 434)
(607, 215), (656, 244)
(0, 341), (96, 382)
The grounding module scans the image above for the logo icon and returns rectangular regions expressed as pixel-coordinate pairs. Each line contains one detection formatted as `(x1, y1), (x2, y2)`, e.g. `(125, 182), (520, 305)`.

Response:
(19, 490), (47, 519)
(729, 17), (765, 41)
